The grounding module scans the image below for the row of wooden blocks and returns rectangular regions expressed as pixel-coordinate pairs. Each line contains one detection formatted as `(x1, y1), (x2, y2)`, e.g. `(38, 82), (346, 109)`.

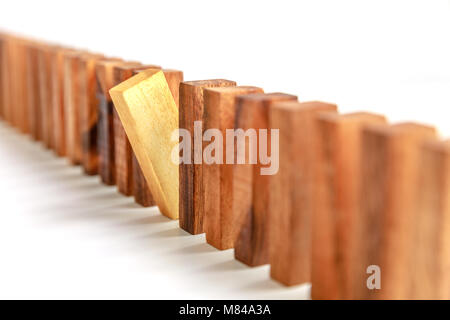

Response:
(1, 32), (449, 300)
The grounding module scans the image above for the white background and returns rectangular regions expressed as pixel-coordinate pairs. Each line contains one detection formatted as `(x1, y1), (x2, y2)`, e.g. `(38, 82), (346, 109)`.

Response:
(0, 0), (449, 299)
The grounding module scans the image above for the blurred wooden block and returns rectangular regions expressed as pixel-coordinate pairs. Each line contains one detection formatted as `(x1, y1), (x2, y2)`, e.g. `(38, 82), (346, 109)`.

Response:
(25, 42), (43, 141)
(64, 50), (88, 163)
(0, 33), (4, 120)
(78, 53), (104, 174)
(202, 87), (265, 250)
(1, 35), (13, 124)
(51, 46), (73, 156)
(312, 112), (386, 300)
(129, 68), (183, 204)
(179, 79), (236, 234)
(112, 64), (159, 195)
(231, 93), (298, 262)
(95, 59), (126, 185)
(110, 69), (179, 219)
(38, 44), (56, 148)
(269, 101), (337, 286)
(355, 123), (436, 299)
(413, 140), (450, 299)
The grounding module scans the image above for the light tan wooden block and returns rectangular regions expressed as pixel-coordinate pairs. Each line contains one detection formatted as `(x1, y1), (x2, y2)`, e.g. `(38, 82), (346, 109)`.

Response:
(110, 69), (179, 219)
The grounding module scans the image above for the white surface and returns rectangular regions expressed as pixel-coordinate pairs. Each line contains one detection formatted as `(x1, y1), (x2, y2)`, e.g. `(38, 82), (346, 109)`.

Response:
(0, 0), (450, 299)
(0, 123), (309, 299)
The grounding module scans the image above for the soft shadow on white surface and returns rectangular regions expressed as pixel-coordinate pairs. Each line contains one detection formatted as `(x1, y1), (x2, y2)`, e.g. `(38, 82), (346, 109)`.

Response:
(0, 122), (310, 299)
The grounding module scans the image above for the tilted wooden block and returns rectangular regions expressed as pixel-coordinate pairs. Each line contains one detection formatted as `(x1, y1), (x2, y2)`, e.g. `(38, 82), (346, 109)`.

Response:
(269, 101), (337, 286)
(202, 86), (265, 250)
(179, 79), (236, 234)
(232, 94), (299, 265)
(95, 59), (126, 185)
(110, 69), (179, 219)
(412, 140), (450, 299)
(129, 68), (183, 205)
(354, 123), (436, 299)
(78, 53), (105, 174)
(25, 42), (43, 141)
(312, 112), (386, 300)
(112, 64), (160, 195)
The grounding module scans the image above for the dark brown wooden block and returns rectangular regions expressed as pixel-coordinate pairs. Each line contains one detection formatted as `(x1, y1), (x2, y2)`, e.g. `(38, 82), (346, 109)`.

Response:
(412, 140), (450, 299)
(312, 112), (386, 300)
(269, 101), (337, 286)
(231, 93), (298, 263)
(179, 79), (236, 234)
(95, 59), (126, 185)
(202, 87), (265, 250)
(78, 53), (104, 174)
(354, 123), (436, 299)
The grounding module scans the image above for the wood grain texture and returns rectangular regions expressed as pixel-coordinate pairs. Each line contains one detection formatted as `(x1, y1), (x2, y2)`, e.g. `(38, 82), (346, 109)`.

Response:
(50, 47), (70, 156)
(179, 79), (236, 234)
(412, 140), (450, 299)
(38, 44), (55, 148)
(202, 87), (265, 250)
(354, 123), (436, 299)
(25, 42), (43, 141)
(78, 53), (104, 174)
(64, 50), (87, 163)
(112, 64), (159, 195)
(95, 59), (125, 185)
(110, 69), (179, 219)
(129, 68), (182, 205)
(269, 101), (337, 286)
(0, 34), (4, 120)
(312, 112), (386, 300)
(221, 93), (297, 260)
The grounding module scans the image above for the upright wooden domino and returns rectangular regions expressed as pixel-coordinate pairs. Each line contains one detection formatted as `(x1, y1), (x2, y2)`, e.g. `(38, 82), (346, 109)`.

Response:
(231, 93), (297, 263)
(202, 86), (264, 250)
(130, 68), (183, 205)
(412, 140), (450, 299)
(179, 79), (236, 234)
(0, 33), (4, 120)
(354, 123), (436, 299)
(78, 53), (104, 174)
(312, 112), (386, 300)
(268, 101), (337, 286)
(110, 69), (179, 219)
(25, 42), (43, 141)
(95, 59), (126, 185)
(112, 64), (160, 195)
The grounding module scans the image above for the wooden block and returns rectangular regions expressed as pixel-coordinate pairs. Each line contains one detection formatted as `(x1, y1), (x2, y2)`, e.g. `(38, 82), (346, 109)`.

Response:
(230, 94), (298, 262)
(412, 140), (450, 299)
(110, 69), (180, 219)
(179, 79), (236, 234)
(25, 42), (43, 140)
(38, 44), (56, 148)
(202, 87), (265, 250)
(269, 101), (337, 286)
(354, 123), (436, 299)
(1, 35), (13, 124)
(312, 112), (387, 300)
(95, 59), (126, 185)
(112, 64), (159, 194)
(49, 47), (72, 156)
(132, 153), (155, 207)
(64, 50), (93, 163)
(78, 53), (104, 174)
(0, 34), (4, 120)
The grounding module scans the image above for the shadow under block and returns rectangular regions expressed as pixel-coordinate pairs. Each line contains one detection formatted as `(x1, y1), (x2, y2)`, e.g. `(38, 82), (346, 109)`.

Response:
(112, 64), (160, 195)
(354, 123), (436, 299)
(129, 68), (183, 204)
(413, 140), (450, 300)
(311, 112), (387, 300)
(179, 79), (237, 234)
(78, 53), (104, 174)
(202, 87), (265, 250)
(268, 101), (337, 286)
(233, 93), (299, 263)
(110, 69), (180, 219)
(95, 59), (125, 185)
